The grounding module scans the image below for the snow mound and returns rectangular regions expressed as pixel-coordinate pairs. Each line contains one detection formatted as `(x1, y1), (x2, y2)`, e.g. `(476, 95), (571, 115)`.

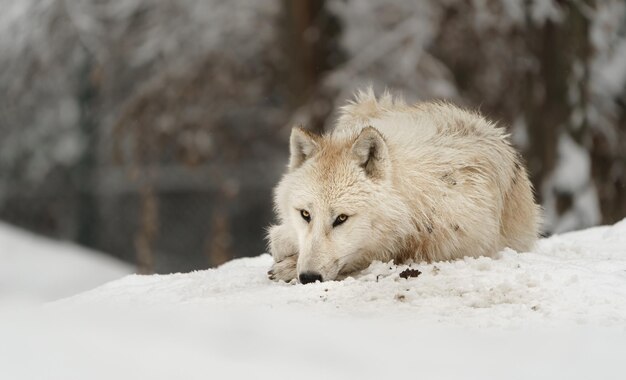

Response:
(66, 219), (626, 328)
(0, 222), (133, 302)
(2, 221), (626, 380)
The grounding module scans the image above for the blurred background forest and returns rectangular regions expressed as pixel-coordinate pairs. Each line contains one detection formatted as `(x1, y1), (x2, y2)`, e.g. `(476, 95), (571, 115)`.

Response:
(1, 0), (625, 274)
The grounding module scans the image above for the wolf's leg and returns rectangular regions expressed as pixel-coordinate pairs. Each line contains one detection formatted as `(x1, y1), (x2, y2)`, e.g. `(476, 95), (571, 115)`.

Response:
(267, 224), (298, 282)
(268, 254), (298, 282)
(267, 224), (298, 261)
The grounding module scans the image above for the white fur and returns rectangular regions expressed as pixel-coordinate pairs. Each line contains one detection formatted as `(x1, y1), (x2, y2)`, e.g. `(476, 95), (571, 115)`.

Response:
(267, 89), (540, 283)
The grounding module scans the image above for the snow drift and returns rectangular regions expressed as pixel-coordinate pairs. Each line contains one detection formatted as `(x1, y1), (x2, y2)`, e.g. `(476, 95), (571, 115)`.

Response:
(2, 219), (626, 379)
(66, 218), (626, 328)
(0, 222), (132, 302)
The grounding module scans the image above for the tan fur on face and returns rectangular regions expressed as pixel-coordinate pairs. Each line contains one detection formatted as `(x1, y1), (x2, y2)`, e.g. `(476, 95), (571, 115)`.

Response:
(267, 88), (541, 283)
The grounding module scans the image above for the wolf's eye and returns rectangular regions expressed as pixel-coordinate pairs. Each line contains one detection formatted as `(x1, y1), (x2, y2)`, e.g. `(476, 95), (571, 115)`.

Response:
(300, 209), (311, 223)
(333, 214), (349, 227)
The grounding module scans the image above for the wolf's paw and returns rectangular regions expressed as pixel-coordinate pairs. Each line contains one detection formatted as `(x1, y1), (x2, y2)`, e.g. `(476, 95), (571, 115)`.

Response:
(268, 255), (298, 283)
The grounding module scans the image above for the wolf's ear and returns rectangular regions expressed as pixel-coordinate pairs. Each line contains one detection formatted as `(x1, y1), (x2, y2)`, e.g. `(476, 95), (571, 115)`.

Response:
(289, 127), (319, 171)
(351, 126), (389, 179)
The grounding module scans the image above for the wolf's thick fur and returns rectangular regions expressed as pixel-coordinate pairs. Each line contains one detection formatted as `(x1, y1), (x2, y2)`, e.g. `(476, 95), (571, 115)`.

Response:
(267, 89), (540, 283)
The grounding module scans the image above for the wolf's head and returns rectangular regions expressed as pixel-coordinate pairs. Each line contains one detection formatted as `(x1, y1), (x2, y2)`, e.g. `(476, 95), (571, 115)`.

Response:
(274, 126), (407, 283)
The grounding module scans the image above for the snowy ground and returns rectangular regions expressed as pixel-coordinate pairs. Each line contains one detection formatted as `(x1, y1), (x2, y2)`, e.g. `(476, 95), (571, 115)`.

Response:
(2, 220), (626, 379)
(0, 222), (132, 302)
(64, 218), (626, 328)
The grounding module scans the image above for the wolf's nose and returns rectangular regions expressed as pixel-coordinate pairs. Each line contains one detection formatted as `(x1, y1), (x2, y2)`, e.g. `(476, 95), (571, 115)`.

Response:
(299, 272), (323, 284)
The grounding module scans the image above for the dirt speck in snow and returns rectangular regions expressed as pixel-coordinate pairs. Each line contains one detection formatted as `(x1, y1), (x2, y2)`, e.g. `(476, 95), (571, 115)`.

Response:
(399, 268), (422, 279)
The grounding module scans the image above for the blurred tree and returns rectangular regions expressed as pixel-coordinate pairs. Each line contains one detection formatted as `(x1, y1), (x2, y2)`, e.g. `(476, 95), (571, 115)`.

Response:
(280, 0), (344, 133)
(75, 55), (100, 249)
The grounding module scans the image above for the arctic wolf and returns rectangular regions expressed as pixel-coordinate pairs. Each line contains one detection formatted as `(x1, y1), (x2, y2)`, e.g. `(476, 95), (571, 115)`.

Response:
(267, 90), (539, 284)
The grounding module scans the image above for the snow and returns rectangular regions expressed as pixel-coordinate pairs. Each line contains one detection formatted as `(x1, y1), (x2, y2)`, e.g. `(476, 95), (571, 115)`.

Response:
(553, 134), (590, 196)
(0, 222), (132, 302)
(542, 134), (601, 233)
(594, 39), (626, 99)
(529, 0), (563, 25)
(3, 304), (625, 380)
(1, 220), (625, 379)
(588, 0), (626, 146)
(63, 219), (626, 328)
